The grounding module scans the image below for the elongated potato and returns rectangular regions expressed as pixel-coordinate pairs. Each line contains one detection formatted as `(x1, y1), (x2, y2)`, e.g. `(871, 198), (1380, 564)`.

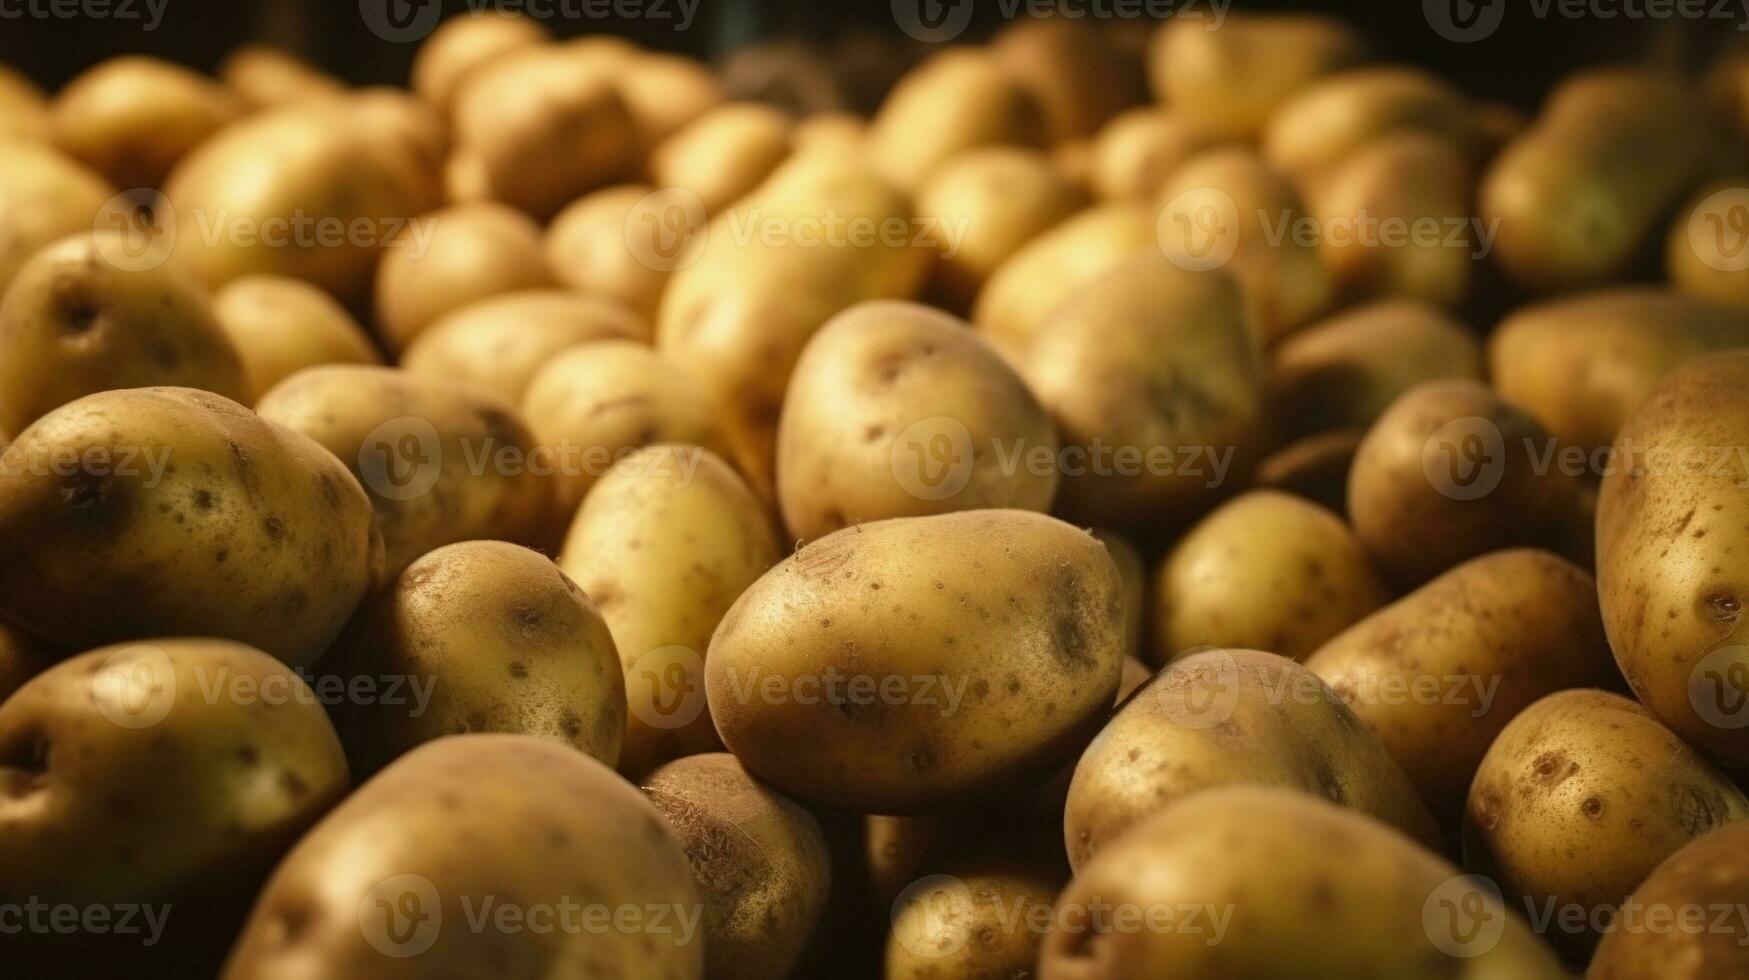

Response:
(1489, 287), (1749, 455)
(1152, 491), (1387, 663)
(211, 275), (382, 404)
(1149, 14), (1364, 140)
(868, 49), (1045, 193)
(51, 56), (244, 189)
(0, 387), (380, 666)
(1263, 66), (1476, 185)
(1305, 549), (1616, 821)
(1065, 649), (1440, 872)
(1024, 255), (1264, 530)
(401, 290), (646, 405)
(1464, 689), (1749, 961)
(707, 510), (1125, 813)
(1590, 821), (1749, 979)
(559, 445), (778, 777)
(1090, 108), (1227, 201)
(257, 365), (549, 578)
(777, 301), (1058, 542)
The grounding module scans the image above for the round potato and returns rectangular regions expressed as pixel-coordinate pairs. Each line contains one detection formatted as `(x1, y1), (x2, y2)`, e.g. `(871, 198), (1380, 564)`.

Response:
(1149, 14), (1364, 140)
(0, 140), (115, 294)
(1464, 689), (1749, 961)
(1262, 66), (1476, 185)
(402, 290), (646, 405)
(218, 44), (343, 109)
(776, 300), (1058, 542)
(868, 49), (1045, 193)
(643, 753), (831, 980)
(1589, 821), (1749, 979)
(1041, 786), (1566, 979)
(544, 184), (672, 321)
(707, 510), (1125, 813)
(373, 202), (554, 354)
(211, 274), (382, 404)
(649, 102), (792, 215)
(51, 55), (243, 189)
(220, 735), (703, 979)
(887, 865), (1061, 980)
(1089, 108), (1227, 201)
(1023, 255), (1264, 530)
(991, 16), (1131, 142)
(257, 365), (549, 578)
(1305, 549), (1617, 821)
(0, 231), (247, 435)
(0, 387), (380, 666)
(411, 11), (550, 113)
(1152, 491), (1388, 663)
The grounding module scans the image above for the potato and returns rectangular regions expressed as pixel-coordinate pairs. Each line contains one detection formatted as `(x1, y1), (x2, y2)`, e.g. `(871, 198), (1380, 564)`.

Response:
(1589, 821), (1749, 979)
(1348, 380), (1587, 585)
(522, 342), (729, 537)
(644, 753), (831, 980)
(1065, 648), (1440, 872)
(1667, 178), (1749, 313)
(402, 290), (646, 405)
(1262, 66), (1476, 185)
(0, 231), (248, 435)
(450, 44), (637, 219)
(991, 17), (1131, 142)
(1489, 287), (1749, 455)
(558, 445), (776, 776)
(972, 203), (1156, 363)
(776, 301), (1058, 541)
(324, 540), (622, 778)
(211, 275), (382, 404)
(618, 52), (724, 152)
(51, 56), (244, 190)
(1040, 786), (1566, 979)
(221, 735), (703, 979)
(1156, 146), (1334, 341)
(0, 63), (49, 141)
(0, 616), (49, 702)
(1481, 68), (1718, 292)
(707, 510), (1125, 813)
(544, 184), (671, 321)
(1269, 299), (1482, 441)
(1305, 549), (1616, 821)
(886, 866), (1062, 980)
(868, 49), (1045, 193)
(1089, 108), (1227, 201)
(790, 111), (866, 162)
(1254, 429), (1362, 516)
(1149, 14), (1364, 140)
(649, 102), (792, 215)
(218, 44), (343, 109)
(1152, 491), (1387, 663)
(914, 147), (1087, 311)
(373, 201), (553, 354)
(1464, 689), (1749, 960)
(0, 140), (115, 294)
(1596, 350), (1749, 768)
(1024, 255), (1264, 530)
(411, 10), (549, 113)
(165, 101), (439, 305)
(1095, 529), (1147, 663)
(257, 365), (548, 578)
(1311, 132), (1477, 308)
(0, 638), (346, 908)
(341, 87), (449, 187)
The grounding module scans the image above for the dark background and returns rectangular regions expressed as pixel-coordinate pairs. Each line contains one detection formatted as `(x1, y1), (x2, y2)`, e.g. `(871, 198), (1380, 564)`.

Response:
(1, 0), (1744, 107)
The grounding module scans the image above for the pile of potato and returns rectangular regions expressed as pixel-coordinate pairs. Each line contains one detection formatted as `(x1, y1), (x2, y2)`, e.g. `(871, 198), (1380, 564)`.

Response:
(3, 8), (1749, 979)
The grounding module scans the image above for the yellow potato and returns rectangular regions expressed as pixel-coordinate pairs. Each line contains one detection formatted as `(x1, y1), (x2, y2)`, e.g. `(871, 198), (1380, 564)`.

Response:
(0, 63), (49, 141)
(1149, 14), (1364, 140)
(991, 16), (1132, 142)
(401, 290), (646, 405)
(51, 56), (244, 189)
(1094, 528), (1147, 664)
(411, 10), (550, 113)
(1590, 821), (1749, 979)
(868, 49), (1045, 193)
(373, 201), (554, 354)
(1667, 178), (1749, 313)
(218, 45), (343, 109)
(887, 866), (1062, 980)
(1090, 107), (1228, 201)
(1263, 66), (1476, 185)
(0, 140), (115, 294)
(649, 102), (793, 215)
(617, 51), (724, 152)
(211, 274), (382, 404)
(544, 183), (671, 321)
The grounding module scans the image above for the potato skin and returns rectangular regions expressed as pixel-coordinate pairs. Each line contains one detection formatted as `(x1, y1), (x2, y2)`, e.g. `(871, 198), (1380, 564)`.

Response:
(221, 735), (703, 980)
(886, 866), (1061, 980)
(374, 202), (555, 354)
(1041, 786), (1566, 980)
(0, 387), (380, 667)
(1305, 549), (1617, 821)
(1589, 821), (1749, 979)
(411, 11), (549, 113)
(650, 102), (793, 215)
(706, 510), (1125, 814)
(1065, 649), (1439, 872)
(0, 638), (347, 906)
(1152, 491), (1388, 663)
(1596, 350), (1749, 768)
(1090, 108), (1227, 202)
(0, 232), (248, 435)
(0, 616), (50, 702)
(51, 55), (243, 189)
(0, 141), (114, 294)
(211, 275), (382, 405)
(257, 365), (550, 578)
(643, 753), (831, 980)
(1464, 690), (1749, 961)
(325, 540), (624, 778)
(1254, 428), (1361, 516)
(559, 445), (778, 777)
(1668, 179), (1749, 313)
(777, 301), (1058, 542)
(1149, 14), (1363, 141)
(1263, 66), (1476, 184)
(544, 184), (672, 321)
(868, 49), (1044, 194)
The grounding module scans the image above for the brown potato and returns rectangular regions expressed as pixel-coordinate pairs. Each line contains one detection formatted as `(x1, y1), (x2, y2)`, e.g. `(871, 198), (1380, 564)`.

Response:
(374, 201), (554, 354)
(0, 617), (50, 704)
(1149, 14), (1364, 140)
(1095, 529), (1147, 664)
(211, 275), (382, 404)
(1089, 108), (1227, 201)
(411, 10), (549, 113)
(1589, 821), (1749, 979)
(868, 49), (1046, 193)
(618, 52), (724, 152)
(1253, 429), (1362, 516)
(0, 63), (49, 141)
(51, 56), (244, 189)
(649, 102), (792, 215)
(992, 16), (1132, 142)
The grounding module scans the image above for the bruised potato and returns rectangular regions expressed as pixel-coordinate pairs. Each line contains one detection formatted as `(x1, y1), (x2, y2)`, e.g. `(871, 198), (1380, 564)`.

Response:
(373, 202), (554, 354)
(323, 540), (623, 778)
(211, 275), (382, 404)
(51, 56), (244, 189)
(1151, 491), (1388, 663)
(643, 753), (831, 980)
(1064, 648), (1440, 872)
(402, 290), (646, 405)
(1590, 821), (1749, 979)
(221, 735), (703, 979)
(707, 510), (1125, 813)
(0, 231), (247, 435)
(776, 301), (1058, 542)
(0, 387), (380, 666)
(991, 16), (1131, 142)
